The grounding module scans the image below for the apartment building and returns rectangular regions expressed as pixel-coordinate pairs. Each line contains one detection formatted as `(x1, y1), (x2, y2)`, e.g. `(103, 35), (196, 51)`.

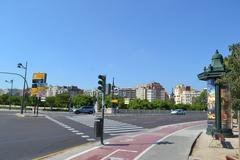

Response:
(118, 88), (136, 99)
(174, 84), (201, 104)
(136, 82), (168, 101)
(46, 85), (83, 97)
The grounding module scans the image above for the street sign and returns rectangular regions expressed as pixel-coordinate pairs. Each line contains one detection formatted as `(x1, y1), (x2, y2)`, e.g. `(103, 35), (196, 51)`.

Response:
(33, 73), (47, 80)
(112, 99), (118, 103)
(37, 83), (47, 87)
(31, 88), (38, 95)
(32, 73), (47, 97)
(124, 98), (130, 105)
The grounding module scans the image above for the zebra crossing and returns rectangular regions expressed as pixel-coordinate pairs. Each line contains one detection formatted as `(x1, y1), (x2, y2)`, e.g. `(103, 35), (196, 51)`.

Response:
(67, 115), (145, 136)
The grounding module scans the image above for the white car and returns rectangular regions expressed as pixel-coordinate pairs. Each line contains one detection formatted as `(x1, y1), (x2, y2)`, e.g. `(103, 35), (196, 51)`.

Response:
(171, 109), (186, 115)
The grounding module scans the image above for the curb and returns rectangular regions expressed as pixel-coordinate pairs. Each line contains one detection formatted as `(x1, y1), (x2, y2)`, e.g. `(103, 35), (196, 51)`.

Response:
(188, 131), (203, 158)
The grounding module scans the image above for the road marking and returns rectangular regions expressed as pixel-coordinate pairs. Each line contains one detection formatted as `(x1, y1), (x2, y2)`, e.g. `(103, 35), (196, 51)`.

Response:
(67, 128), (75, 131)
(104, 128), (144, 134)
(45, 115), (93, 140)
(76, 132), (84, 135)
(65, 146), (101, 160)
(87, 138), (96, 141)
(100, 149), (138, 160)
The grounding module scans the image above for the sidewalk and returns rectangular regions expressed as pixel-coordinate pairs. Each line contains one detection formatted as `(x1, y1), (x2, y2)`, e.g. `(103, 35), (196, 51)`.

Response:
(189, 130), (239, 160)
(38, 121), (206, 160)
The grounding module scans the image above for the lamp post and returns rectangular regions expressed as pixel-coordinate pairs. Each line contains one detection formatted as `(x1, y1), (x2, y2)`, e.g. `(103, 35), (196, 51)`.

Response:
(5, 80), (13, 110)
(17, 62), (28, 114)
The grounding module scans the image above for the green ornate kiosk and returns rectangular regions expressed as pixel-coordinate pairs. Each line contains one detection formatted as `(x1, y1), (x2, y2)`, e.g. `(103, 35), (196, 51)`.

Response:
(198, 50), (233, 136)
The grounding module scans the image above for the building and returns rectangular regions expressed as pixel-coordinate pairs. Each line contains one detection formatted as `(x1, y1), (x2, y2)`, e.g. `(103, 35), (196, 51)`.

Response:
(83, 89), (96, 97)
(0, 89), (22, 96)
(174, 84), (201, 104)
(136, 82), (168, 101)
(136, 84), (147, 100)
(118, 88), (136, 99)
(46, 85), (83, 97)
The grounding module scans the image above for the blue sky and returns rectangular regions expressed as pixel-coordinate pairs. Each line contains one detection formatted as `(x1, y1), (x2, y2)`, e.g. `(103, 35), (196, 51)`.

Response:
(0, 0), (239, 93)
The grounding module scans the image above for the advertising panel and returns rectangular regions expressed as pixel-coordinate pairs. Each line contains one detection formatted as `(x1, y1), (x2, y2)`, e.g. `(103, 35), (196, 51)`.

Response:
(207, 79), (215, 123)
(221, 85), (232, 129)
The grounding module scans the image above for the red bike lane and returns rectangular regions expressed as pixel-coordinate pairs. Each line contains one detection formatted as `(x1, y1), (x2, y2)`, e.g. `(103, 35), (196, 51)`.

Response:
(68, 121), (205, 160)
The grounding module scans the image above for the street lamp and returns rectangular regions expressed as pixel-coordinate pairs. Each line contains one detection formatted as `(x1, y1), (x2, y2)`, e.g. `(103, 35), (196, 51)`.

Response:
(17, 62), (28, 114)
(5, 80), (13, 110)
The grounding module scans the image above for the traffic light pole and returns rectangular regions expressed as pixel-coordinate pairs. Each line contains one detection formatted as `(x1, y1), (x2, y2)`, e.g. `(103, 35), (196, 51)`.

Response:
(101, 92), (105, 145)
(98, 74), (106, 145)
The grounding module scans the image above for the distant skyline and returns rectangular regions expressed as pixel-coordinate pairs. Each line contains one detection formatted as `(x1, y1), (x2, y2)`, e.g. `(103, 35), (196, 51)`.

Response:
(0, 0), (239, 93)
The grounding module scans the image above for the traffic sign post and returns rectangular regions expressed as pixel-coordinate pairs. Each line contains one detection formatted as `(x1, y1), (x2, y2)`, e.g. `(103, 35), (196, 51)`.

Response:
(32, 73), (47, 116)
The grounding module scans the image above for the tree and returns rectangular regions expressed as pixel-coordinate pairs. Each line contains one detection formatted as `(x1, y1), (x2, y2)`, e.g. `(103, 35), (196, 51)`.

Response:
(219, 43), (240, 111)
(192, 90), (207, 110)
(55, 93), (70, 108)
(46, 96), (56, 110)
(72, 95), (95, 107)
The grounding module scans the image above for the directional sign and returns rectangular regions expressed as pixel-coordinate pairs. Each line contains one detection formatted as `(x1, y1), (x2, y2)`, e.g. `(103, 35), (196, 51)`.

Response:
(31, 88), (38, 95)
(112, 99), (118, 103)
(37, 83), (47, 87)
(33, 73), (47, 80)
(37, 86), (48, 91)
(124, 98), (130, 105)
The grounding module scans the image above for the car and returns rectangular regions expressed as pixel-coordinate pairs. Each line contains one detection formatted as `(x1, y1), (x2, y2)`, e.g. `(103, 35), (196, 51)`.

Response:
(171, 109), (186, 115)
(74, 106), (95, 114)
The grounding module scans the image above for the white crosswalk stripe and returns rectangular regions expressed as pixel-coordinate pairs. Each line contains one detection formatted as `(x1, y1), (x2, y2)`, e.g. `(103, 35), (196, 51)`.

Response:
(67, 115), (145, 136)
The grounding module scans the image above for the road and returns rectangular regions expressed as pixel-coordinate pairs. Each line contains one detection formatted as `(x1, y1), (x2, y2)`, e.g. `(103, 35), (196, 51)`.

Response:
(0, 111), (206, 160)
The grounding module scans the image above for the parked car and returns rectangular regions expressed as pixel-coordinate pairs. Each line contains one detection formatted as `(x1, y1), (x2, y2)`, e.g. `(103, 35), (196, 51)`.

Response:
(171, 109), (186, 115)
(74, 106), (95, 114)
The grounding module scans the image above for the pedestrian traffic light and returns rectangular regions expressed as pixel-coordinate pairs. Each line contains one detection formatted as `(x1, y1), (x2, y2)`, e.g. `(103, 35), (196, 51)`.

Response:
(98, 75), (106, 93)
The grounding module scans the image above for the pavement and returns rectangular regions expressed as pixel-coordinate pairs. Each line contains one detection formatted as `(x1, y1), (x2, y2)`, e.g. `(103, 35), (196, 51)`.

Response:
(189, 129), (239, 160)
(36, 121), (206, 160)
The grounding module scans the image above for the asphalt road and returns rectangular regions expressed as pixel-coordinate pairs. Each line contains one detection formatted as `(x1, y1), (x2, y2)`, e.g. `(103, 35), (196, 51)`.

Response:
(0, 111), (206, 160)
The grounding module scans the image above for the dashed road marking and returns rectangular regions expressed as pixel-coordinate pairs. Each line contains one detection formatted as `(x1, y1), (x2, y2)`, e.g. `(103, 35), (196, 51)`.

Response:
(76, 132), (84, 135)
(45, 115), (94, 140)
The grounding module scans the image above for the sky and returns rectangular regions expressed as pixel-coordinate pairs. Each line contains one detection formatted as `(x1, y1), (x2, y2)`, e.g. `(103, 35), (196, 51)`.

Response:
(0, 0), (239, 93)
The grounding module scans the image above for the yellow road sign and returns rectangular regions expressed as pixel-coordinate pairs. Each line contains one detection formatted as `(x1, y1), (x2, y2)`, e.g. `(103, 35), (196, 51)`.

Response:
(33, 73), (46, 79)
(31, 88), (38, 95)
(112, 99), (118, 103)
(37, 86), (48, 91)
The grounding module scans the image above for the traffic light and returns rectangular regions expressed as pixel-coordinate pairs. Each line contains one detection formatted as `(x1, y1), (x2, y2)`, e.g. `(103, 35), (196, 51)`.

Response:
(98, 75), (106, 93)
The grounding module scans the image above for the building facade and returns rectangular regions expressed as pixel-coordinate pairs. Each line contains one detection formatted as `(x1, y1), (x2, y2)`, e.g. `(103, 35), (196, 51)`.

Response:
(118, 88), (136, 99)
(136, 82), (168, 101)
(46, 85), (83, 97)
(174, 84), (201, 104)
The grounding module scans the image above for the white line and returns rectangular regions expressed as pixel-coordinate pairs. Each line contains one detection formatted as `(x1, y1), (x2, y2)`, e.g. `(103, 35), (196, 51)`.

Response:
(76, 132), (84, 135)
(67, 128), (75, 131)
(105, 127), (143, 131)
(104, 128), (144, 134)
(65, 146), (101, 160)
(87, 138), (96, 141)
(133, 123), (205, 160)
(81, 135), (90, 138)
(71, 130), (79, 133)
(100, 149), (138, 160)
